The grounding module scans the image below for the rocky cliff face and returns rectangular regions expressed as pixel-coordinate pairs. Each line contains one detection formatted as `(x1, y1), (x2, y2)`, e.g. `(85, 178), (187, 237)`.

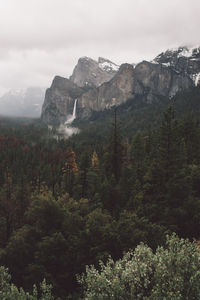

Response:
(77, 60), (192, 117)
(153, 46), (200, 86)
(41, 76), (83, 124)
(41, 57), (119, 123)
(70, 56), (119, 88)
(41, 47), (200, 124)
(79, 64), (135, 111)
(133, 60), (192, 101)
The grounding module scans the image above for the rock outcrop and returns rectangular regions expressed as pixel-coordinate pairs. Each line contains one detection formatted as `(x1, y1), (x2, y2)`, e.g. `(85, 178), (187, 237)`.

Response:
(79, 63), (135, 111)
(153, 46), (200, 86)
(133, 60), (192, 101)
(70, 56), (119, 88)
(77, 61), (192, 116)
(41, 76), (83, 124)
(41, 57), (120, 123)
(41, 47), (200, 124)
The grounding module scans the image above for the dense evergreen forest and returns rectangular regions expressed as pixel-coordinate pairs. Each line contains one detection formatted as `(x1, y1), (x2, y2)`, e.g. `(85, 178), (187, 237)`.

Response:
(0, 86), (200, 299)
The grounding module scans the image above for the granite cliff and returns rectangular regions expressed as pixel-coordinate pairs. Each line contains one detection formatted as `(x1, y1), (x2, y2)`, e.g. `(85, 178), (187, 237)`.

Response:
(153, 46), (200, 86)
(41, 76), (83, 124)
(70, 56), (119, 88)
(41, 47), (200, 124)
(41, 56), (119, 123)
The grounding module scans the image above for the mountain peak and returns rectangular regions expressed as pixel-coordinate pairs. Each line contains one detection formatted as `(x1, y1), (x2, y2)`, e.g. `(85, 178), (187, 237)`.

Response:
(41, 45), (200, 125)
(152, 45), (200, 86)
(98, 57), (119, 73)
(154, 45), (200, 62)
(6, 88), (27, 98)
(78, 56), (95, 63)
(70, 56), (119, 88)
(0, 87), (45, 118)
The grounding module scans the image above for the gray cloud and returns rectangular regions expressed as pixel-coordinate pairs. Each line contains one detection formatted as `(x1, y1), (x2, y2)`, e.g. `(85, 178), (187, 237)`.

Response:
(0, 0), (200, 95)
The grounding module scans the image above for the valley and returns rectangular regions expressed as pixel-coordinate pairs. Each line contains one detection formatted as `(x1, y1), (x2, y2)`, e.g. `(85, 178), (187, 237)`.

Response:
(0, 46), (200, 299)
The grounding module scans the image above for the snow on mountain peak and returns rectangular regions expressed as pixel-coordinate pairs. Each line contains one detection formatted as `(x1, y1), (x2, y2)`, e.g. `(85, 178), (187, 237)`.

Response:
(177, 46), (200, 58)
(98, 57), (119, 72)
(190, 72), (200, 86)
(153, 46), (200, 63)
(8, 88), (27, 98)
(0, 87), (46, 117)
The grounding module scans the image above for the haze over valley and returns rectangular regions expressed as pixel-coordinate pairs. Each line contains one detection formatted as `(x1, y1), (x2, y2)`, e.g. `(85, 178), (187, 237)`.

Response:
(0, 1), (200, 299)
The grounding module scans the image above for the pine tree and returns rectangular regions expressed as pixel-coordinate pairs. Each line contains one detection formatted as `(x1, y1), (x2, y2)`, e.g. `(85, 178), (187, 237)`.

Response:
(105, 108), (123, 182)
(91, 151), (99, 170)
(158, 106), (181, 180)
(62, 149), (78, 196)
(79, 152), (90, 198)
(131, 131), (146, 182)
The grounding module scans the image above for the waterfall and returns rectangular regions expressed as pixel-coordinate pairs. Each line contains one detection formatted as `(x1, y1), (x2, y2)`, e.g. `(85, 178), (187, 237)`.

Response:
(58, 98), (79, 137)
(72, 98), (77, 119)
(65, 99), (77, 124)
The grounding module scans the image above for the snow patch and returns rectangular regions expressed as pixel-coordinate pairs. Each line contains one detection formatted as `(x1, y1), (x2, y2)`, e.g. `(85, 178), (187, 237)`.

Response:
(99, 61), (119, 72)
(177, 47), (194, 58)
(176, 46), (200, 58)
(194, 73), (200, 86)
(190, 72), (200, 86)
(150, 60), (159, 64)
(190, 58), (200, 61)
(162, 62), (171, 67)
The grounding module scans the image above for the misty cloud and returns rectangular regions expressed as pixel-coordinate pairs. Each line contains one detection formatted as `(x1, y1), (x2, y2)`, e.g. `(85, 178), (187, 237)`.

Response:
(0, 0), (200, 95)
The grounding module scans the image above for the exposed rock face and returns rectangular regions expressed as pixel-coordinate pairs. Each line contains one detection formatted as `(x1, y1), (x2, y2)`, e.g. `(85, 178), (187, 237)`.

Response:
(78, 61), (192, 113)
(41, 48), (199, 124)
(41, 57), (120, 123)
(153, 46), (200, 86)
(133, 60), (192, 101)
(41, 76), (83, 124)
(79, 64), (135, 111)
(70, 56), (119, 88)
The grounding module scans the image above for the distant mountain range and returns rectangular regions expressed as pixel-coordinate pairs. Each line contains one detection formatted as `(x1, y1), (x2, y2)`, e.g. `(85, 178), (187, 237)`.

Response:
(1, 47), (200, 121)
(0, 87), (46, 118)
(41, 46), (200, 125)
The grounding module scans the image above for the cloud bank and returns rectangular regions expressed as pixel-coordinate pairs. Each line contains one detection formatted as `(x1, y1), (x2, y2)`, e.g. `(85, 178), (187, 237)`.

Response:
(0, 0), (200, 95)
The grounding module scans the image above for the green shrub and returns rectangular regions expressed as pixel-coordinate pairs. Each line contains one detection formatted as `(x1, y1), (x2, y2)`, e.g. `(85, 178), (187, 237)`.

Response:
(0, 266), (53, 300)
(78, 234), (200, 300)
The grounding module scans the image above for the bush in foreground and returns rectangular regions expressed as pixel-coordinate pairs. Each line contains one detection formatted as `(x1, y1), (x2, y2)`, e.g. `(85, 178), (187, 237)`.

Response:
(0, 266), (53, 300)
(78, 234), (200, 300)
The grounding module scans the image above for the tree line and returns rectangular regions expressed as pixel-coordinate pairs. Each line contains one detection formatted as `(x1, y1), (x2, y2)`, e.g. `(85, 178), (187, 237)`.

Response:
(0, 103), (200, 298)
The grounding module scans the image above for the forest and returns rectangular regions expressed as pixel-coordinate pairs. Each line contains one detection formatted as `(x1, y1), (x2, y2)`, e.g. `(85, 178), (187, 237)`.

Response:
(0, 86), (200, 299)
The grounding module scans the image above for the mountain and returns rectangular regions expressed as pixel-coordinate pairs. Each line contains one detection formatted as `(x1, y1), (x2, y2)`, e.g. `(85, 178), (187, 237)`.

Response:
(0, 87), (46, 118)
(41, 57), (119, 124)
(152, 46), (200, 85)
(70, 56), (119, 88)
(79, 60), (192, 114)
(41, 76), (84, 124)
(41, 47), (200, 125)
(69, 85), (200, 151)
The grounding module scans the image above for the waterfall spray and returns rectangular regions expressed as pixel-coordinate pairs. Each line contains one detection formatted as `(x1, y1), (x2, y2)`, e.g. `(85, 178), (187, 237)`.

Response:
(57, 98), (79, 138)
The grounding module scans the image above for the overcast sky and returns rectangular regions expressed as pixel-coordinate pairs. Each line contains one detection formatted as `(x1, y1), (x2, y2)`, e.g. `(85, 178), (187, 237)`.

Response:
(0, 0), (200, 95)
